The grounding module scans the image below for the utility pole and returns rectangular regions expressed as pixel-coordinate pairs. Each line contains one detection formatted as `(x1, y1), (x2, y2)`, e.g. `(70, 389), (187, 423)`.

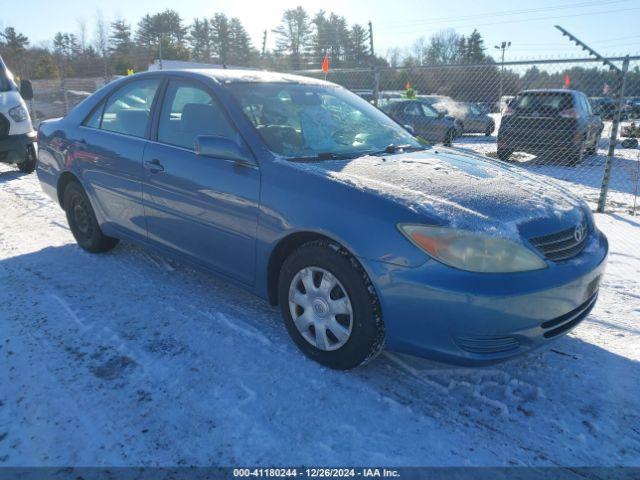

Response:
(494, 41), (511, 111)
(158, 35), (163, 70)
(262, 30), (268, 57)
(554, 26), (627, 213)
(368, 21), (380, 106)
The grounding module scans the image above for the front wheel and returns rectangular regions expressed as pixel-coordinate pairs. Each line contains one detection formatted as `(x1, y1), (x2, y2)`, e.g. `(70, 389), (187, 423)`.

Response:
(63, 181), (119, 253)
(278, 241), (384, 370)
(443, 129), (455, 146)
(17, 145), (36, 173)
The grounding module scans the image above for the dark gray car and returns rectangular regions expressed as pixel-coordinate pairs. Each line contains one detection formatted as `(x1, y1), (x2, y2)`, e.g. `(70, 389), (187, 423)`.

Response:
(461, 103), (496, 135)
(381, 99), (457, 146)
(497, 89), (604, 166)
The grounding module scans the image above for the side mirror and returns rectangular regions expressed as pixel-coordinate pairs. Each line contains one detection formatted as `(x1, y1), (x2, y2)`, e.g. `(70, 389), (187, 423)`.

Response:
(404, 124), (416, 135)
(20, 79), (33, 101)
(194, 135), (254, 165)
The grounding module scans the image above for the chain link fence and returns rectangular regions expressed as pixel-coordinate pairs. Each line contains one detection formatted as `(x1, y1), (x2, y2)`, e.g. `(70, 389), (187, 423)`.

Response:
(25, 56), (640, 215)
(292, 56), (640, 216)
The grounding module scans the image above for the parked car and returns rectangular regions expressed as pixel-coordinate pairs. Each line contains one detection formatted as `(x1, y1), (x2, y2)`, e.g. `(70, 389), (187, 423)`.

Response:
(591, 96), (631, 120)
(497, 89), (604, 165)
(380, 98), (457, 145)
(351, 89), (375, 103)
(37, 70), (608, 369)
(0, 55), (37, 173)
(420, 97), (495, 136)
(461, 102), (496, 135)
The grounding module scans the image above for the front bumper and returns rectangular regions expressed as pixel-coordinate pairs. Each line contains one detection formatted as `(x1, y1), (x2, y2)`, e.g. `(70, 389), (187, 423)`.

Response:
(0, 131), (36, 164)
(366, 229), (608, 365)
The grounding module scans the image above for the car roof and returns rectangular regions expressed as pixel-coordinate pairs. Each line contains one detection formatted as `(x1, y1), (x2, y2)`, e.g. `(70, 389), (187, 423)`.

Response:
(518, 88), (581, 95)
(137, 68), (335, 87)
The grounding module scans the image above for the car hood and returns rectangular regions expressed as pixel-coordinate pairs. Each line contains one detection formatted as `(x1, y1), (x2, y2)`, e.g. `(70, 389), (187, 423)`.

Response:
(288, 148), (585, 240)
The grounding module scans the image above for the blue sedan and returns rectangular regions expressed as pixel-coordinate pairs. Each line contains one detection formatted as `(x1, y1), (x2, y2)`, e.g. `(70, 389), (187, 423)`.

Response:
(36, 69), (608, 369)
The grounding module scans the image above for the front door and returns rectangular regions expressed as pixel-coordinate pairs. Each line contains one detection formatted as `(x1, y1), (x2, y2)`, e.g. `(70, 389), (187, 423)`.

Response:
(142, 78), (260, 285)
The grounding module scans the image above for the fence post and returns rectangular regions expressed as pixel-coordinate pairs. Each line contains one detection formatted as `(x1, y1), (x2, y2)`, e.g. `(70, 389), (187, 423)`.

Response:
(597, 55), (629, 213)
(372, 67), (380, 106)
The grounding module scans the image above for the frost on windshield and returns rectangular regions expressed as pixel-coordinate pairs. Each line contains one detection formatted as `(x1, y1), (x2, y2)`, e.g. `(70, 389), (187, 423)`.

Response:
(227, 83), (420, 158)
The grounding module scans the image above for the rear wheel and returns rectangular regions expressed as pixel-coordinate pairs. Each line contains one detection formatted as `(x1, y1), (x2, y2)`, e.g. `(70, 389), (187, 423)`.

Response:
(17, 145), (36, 174)
(567, 141), (585, 166)
(278, 241), (384, 370)
(497, 147), (513, 161)
(63, 181), (119, 253)
(586, 130), (602, 156)
(485, 122), (495, 136)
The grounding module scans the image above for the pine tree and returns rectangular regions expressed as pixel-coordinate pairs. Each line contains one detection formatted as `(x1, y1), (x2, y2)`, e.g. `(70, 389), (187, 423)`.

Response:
(109, 19), (134, 74)
(348, 24), (369, 66)
(189, 18), (213, 62)
(228, 18), (256, 66)
(211, 13), (231, 65)
(273, 6), (312, 70)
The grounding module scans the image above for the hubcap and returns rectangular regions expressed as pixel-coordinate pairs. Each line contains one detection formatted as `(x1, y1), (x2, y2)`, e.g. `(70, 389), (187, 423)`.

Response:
(72, 198), (90, 235)
(288, 266), (353, 351)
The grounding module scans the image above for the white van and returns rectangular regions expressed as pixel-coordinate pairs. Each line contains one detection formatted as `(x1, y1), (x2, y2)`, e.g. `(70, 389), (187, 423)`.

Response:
(0, 55), (36, 173)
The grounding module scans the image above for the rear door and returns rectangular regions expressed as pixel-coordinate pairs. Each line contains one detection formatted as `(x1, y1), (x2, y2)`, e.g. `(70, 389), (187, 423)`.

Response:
(77, 78), (161, 240)
(142, 77), (260, 284)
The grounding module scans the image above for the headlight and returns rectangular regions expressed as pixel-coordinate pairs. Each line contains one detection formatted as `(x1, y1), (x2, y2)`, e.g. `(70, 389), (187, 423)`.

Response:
(8, 105), (29, 123)
(399, 224), (547, 273)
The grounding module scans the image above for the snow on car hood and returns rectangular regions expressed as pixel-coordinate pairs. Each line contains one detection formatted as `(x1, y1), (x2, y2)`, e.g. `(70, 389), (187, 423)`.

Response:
(288, 148), (584, 239)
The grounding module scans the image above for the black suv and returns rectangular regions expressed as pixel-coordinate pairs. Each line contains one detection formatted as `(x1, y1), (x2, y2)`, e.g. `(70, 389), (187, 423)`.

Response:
(497, 89), (603, 166)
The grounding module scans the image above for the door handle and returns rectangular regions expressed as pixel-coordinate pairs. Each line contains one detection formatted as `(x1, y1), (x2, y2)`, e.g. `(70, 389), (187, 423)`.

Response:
(144, 159), (164, 173)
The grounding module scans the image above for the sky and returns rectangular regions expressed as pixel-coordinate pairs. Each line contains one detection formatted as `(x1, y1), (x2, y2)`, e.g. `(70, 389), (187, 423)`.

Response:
(2, 0), (640, 63)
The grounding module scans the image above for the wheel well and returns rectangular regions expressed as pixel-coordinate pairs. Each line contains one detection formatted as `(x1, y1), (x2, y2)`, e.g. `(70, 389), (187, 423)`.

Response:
(57, 171), (80, 207)
(267, 231), (340, 306)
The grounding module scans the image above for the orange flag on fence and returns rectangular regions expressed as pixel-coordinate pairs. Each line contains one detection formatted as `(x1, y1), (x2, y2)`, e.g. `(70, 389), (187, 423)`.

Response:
(564, 74), (571, 88)
(322, 52), (329, 76)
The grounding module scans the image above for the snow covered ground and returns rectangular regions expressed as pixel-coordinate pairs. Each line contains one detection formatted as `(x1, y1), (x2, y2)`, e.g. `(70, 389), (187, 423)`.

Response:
(0, 163), (639, 467)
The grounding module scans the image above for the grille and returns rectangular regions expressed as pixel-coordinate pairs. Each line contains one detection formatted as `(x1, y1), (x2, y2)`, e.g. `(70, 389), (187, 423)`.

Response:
(541, 292), (598, 338)
(455, 335), (520, 354)
(0, 113), (9, 139)
(529, 221), (588, 262)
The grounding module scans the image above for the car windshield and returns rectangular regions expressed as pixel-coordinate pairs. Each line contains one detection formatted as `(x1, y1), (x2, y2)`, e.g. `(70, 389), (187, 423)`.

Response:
(226, 82), (423, 159)
(0, 65), (14, 92)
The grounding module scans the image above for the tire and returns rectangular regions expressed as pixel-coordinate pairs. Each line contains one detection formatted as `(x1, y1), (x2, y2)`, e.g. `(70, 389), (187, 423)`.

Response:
(497, 147), (512, 161)
(485, 122), (495, 136)
(443, 129), (455, 147)
(63, 181), (119, 253)
(278, 240), (385, 370)
(586, 130), (602, 156)
(17, 145), (36, 174)
(566, 141), (585, 166)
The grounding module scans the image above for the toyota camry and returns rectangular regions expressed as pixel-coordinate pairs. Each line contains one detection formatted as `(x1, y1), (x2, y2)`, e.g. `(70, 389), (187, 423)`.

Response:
(36, 69), (608, 369)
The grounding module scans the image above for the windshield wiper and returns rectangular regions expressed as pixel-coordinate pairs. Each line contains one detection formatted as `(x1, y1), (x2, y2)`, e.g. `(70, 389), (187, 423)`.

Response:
(372, 144), (427, 155)
(288, 151), (364, 162)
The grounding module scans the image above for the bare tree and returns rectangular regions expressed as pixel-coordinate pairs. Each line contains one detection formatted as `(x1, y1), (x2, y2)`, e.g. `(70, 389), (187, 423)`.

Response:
(94, 10), (110, 79)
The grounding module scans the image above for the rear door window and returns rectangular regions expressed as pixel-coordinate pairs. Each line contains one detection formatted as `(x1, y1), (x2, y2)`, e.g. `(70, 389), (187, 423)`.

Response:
(100, 79), (161, 138)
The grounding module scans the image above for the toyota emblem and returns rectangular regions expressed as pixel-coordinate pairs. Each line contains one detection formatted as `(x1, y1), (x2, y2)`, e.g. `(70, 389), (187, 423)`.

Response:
(574, 223), (586, 243)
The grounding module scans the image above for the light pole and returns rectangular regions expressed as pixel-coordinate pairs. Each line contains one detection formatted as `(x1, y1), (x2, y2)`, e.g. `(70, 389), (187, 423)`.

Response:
(495, 41), (511, 111)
